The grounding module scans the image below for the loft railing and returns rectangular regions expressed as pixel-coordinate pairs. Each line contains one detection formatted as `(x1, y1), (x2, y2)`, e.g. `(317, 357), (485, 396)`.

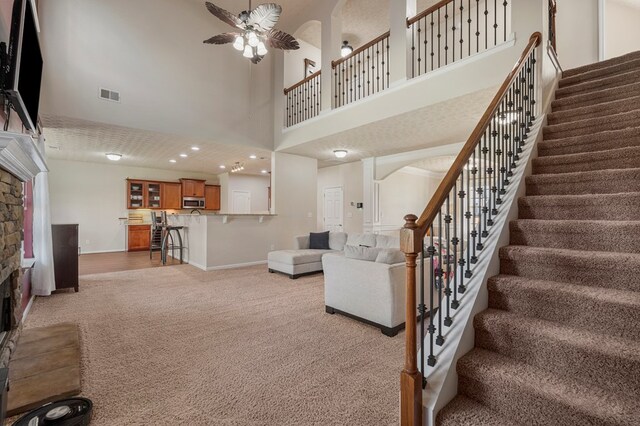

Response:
(407, 0), (511, 78)
(549, 0), (557, 52)
(331, 31), (390, 108)
(399, 32), (541, 426)
(284, 70), (322, 127)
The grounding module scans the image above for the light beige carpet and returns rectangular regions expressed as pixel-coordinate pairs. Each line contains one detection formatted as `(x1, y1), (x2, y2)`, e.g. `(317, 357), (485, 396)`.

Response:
(22, 265), (403, 425)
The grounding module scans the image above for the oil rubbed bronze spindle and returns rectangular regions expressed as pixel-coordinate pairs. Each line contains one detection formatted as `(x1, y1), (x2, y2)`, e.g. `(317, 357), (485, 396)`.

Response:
(283, 71), (321, 127)
(427, 224), (436, 367)
(444, 195), (452, 327)
(419, 239), (426, 388)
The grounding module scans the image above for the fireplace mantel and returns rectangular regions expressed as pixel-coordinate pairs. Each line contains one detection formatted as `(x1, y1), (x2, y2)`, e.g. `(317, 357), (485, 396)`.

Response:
(0, 131), (47, 182)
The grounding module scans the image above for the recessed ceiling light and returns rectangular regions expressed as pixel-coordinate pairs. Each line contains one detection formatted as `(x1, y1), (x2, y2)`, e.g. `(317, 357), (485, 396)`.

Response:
(169, 159), (177, 163)
(249, 154), (257, 159)
(106, 153), (122, 161)
(333, 150), (348, 159)
(261, 170), (268, 174)
(191, 146), (200, 151)
(219, 165), (226, 169)
(179, 153), (188, 158)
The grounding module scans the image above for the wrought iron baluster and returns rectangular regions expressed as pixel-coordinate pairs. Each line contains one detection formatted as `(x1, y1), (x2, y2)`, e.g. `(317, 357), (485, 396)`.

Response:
(445, 4), (449, 65)
(503, 0), (508, 42)
(386, 36), (390, 88)
(436, 211), (444, 346)
(412, 21), (417, 78)
(427, 225), (436, 366)
(419, 237), (426, 387)
(431, 14), (435, 71)
(460, 0), (464, 60)
(472, 148), (480, 259)
(444, 195), (452, 327)
(476, 0), (480, 53)
(465, 157), (473, 276)
(468, 0), (472, 58)
(484, 0), (488, 49)
(452, 181), (461, 309)
(452, 0), (456, 64)
(438, 9), (441, 69)
(494, 0), (498, 46)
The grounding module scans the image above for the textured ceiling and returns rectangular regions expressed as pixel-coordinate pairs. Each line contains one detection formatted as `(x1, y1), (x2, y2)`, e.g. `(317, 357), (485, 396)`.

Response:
(42, 115), (272, 175)
(611, 0), (640, 9)
(281, 86), (496, 168)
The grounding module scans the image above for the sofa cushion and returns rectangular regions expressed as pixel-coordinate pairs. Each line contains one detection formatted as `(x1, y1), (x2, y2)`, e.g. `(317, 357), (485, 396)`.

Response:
(268, 249), (335, 265)
(375, 234), (400, 249)
(375, 249), (405, 265)
(346, 233), (377, 248)
(344, 245), (381, 262)
(329, 232), (348, 251)
(309, 231), (330, 249)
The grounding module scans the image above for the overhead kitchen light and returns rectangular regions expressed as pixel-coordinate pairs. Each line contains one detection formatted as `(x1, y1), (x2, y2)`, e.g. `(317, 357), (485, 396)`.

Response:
(231, 162), (245, 173)
(180, 153), (188, 158)
(249, 154), (257, 159)
(333, 149), (348, 159)
(106, 153), (122, 161)
(191, 146), (200, 151)
(219, 165), (226, 169)
(169, 159), (177, 163)
(341, 40), (353, 57)
(261, 170), (268, 174)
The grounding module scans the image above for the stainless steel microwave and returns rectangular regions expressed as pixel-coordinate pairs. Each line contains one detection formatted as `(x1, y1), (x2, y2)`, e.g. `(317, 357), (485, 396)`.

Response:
(183, 197), (205, 209)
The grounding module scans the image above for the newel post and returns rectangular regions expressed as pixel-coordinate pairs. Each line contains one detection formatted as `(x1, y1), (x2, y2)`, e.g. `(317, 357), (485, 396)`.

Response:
(399, 214), (422, 426)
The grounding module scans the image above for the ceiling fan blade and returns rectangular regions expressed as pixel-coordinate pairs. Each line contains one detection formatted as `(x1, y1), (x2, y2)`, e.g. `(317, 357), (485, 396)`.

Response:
(248, 3), (281, 32)
(250, 55), (265, 64)
(203, 33), (240, 44)
(267, 30), (300, 50)
(205, 2), (242, 28)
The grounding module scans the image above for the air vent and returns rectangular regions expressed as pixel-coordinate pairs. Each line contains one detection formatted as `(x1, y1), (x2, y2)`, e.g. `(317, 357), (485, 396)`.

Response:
(99, 88), (120, 103)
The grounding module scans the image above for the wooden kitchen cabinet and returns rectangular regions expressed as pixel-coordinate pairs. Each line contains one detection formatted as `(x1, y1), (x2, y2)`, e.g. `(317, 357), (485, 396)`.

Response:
(180, 179), (206, 197)
(204, 185), (221, 211)
(162, 183), (182, 209)
(127, 180), (146, 209)
(128, 225), (151, 251)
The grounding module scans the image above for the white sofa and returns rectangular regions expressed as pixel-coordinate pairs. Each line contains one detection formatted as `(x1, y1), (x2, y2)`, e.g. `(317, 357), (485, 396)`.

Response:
(267, 232), (347, 279)
(323, 233), (433, 337)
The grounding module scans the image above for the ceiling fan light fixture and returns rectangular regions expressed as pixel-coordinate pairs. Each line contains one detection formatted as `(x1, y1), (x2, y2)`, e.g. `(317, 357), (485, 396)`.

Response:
(247, 31), (260, 47)
(233, 35), (244, 50)
(333, 149), (348, 159)
(256, 41), (268, 56)
(242, 44), (254, 58)
(341, 40), (353, 57)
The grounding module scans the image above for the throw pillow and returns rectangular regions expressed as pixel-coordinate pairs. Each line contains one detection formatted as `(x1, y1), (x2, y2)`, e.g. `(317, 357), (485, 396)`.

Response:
(344, 245), (381, 262)
(375, 249), (405, 265)
(309, 231), (330, 249)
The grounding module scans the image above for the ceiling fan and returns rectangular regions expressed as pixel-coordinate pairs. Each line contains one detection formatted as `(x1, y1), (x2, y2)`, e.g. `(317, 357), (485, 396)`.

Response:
(203, 1), (300, 64)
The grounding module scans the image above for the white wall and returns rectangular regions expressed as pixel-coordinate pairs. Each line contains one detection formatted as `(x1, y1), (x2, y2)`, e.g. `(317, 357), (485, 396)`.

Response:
(555, 0), (600, 69)
(225, 174), (271, 214)
(604, 0), (640, 59)
(47, 159), (218, 253)
(283, 39), (322, 89)
(317, 162), (363, 234)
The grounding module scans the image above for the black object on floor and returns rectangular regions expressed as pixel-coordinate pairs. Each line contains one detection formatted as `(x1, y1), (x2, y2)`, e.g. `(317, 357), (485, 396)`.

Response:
(13, 397), (92, 426)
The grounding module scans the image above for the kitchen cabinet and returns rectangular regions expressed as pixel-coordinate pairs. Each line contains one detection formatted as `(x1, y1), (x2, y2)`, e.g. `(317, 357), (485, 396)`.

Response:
(204, 185), (221, 211)
(52, 224), (79, 292)
(127, 180), (146, 209)
(128, 225), (151, 251)
(180, 179), (206, 198)
(162, 183), (182, 210)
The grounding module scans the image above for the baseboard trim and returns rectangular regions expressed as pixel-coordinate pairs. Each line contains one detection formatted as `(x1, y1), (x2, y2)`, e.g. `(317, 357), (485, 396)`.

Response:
(206, 260), (267, 271)
(80, 249), (125, 255)
(22, 295), (35, 323)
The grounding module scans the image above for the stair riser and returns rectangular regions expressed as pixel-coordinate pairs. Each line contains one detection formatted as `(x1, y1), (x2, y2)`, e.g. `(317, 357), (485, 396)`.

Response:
(532, 152), (640, 175)
(510, 227), (640, 253)
(519, 199), (640, 221)
(547, 99), (640, 125)
(543, 116), (640, 141)
(488, 282), (640, 341)
(474, 325), (640, 395)
(555, 72), (640, 100)
(458, 375), (603, 426)
(525, 171), (640, 196)
(562, 51), (640, 78)
(537, 131), (640, 157)
(500, 257), (639, 292)
(551, 83), (640, 112)
(559, 59), (640, 88)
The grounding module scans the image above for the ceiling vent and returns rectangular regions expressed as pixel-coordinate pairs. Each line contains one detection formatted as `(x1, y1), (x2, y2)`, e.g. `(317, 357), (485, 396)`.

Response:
(99, 88), (120, 103)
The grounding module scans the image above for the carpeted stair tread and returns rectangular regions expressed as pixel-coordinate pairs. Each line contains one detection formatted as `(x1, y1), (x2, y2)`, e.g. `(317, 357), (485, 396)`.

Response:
(532, 145), (640, 175)
(457, 348), (640, 426)
(499, 245), (640, 291)
(509, 219), (640, 253)
(474, 309), (640, 394)
(559, 57), (640, 88)
(543, 109), (640, 141)
(435, 395), (522, 426)
(562, 50), (640, 78)
(525, 168), (640, 196)
(518, 192), (640, 220)
(547, 96), (640, 125)
(488, 274), (640, 341)
(537, 127), (640, 157)
(555, 68), (640, 100)
(551, 81), (640, 112)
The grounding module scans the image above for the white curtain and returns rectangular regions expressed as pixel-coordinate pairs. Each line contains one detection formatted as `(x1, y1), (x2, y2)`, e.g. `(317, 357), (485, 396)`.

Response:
(31, 135), (56, 296)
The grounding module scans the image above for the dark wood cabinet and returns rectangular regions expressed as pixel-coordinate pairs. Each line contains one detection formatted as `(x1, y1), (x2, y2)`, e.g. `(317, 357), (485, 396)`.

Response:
(52, 224), (79, 292)
(127, 180), (146, 209)
(204, 185), (221, 211)
(180, 179), (205, 198)
(162, 183), (182, 209)
(128, 225), (151, 252)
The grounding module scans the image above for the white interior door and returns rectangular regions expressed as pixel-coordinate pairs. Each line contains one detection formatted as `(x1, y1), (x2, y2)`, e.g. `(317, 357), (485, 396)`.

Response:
(323, 187), (343, 232)
(231, 190), (251, 214)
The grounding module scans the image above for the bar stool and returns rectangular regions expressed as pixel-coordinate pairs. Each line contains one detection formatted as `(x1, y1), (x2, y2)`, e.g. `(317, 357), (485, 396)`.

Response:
(160, 213), (185, 265)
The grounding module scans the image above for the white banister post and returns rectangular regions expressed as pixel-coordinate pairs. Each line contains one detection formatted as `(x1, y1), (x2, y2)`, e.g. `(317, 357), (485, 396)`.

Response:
(321, 14), (342, 112)
(389, 0), (414, 85)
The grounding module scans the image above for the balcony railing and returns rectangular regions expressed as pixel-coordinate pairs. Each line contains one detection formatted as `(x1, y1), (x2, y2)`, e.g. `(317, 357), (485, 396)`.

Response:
(332, 31), (390, 108)
(283, 70), (322, 127)
(407, 0), (511, 78)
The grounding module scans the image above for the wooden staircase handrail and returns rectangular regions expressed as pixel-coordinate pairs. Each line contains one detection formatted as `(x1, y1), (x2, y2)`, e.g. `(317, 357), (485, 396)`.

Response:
(413, 32), (541, 237)
(284, 70), (322, 95)
(331, 31), (390, 68)
(406, 0), (456, 26)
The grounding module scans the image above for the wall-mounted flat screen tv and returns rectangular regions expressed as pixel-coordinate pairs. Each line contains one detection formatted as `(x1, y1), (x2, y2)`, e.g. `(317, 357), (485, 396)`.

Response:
(6, 0), (42, 132)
